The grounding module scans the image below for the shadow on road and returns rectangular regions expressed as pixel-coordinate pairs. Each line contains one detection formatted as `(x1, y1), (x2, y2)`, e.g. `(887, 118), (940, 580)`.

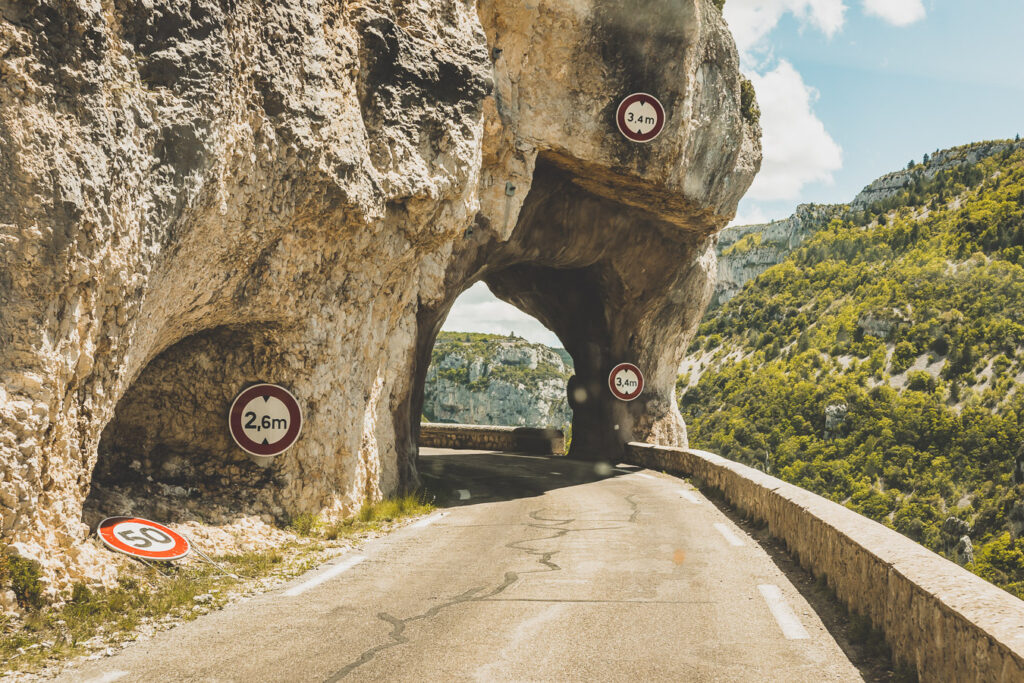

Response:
(416, 447), (635, 507)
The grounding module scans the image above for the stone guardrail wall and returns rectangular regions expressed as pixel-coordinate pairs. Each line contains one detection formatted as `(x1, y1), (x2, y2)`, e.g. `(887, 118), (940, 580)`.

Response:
(626, 442), (1024, 682)
(419, 423), (564, 455)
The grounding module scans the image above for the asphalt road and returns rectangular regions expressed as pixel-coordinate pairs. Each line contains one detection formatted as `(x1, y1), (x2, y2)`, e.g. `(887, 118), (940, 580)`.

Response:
(63, 448), (862, 682)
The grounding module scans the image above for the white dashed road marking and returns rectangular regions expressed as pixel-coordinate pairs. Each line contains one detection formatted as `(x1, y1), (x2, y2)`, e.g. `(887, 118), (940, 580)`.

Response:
(283, 555), (366, 597)
(679, 489), (701, 504)
(409, 512), (444, 529)
(458, 489), (471, 500)
(84, 672), (128, 683)
(714, 522), (745, 547)
(634, 472), (658, 481)
(758, 584), (810, 640)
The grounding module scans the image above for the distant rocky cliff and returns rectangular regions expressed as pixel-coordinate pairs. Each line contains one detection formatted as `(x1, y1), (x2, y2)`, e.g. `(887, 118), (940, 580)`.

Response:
(713, 139), (1024, 307)
(712, 204), (842, 306)
(852, 139), (1024, 210)
(424, 334), (572, 430)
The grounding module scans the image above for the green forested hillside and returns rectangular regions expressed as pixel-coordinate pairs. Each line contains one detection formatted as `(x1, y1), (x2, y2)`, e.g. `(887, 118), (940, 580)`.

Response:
(682, 141), (1024, 598)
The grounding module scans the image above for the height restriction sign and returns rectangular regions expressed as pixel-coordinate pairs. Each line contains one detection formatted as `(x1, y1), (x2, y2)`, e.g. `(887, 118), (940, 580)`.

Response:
(229, 383), (303, 457)
(609, 363), (644, 401)
(616, 93), (666, 142)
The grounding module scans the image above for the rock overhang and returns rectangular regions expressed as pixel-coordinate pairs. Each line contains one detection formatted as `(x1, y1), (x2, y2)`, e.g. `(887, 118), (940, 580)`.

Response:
(0, 0), (759, 597)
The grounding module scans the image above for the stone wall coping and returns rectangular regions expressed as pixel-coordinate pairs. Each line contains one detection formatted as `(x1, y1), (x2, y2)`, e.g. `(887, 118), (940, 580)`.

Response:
(628, 442), (1024, 680)
(419, 423), (564, 455)
(420, 423), (562, 436)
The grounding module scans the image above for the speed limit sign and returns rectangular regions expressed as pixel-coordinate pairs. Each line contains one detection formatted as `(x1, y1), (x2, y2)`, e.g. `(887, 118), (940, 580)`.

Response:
(97, 517), (190, 560)
(609, 362), (644, 401)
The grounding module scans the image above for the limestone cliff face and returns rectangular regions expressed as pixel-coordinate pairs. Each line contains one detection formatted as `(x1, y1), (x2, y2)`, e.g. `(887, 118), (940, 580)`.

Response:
(851, 139), (1024, 211)
(712, 204), (843, 307)
(423, 335), (572, 430)
(0, 0), (759, 594)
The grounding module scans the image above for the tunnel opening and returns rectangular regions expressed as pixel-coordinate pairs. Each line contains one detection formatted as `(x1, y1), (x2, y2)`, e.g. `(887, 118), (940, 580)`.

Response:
(403, 153), (711, 490)
(421, 281), (574, 436)
(83, 324), (291, 536)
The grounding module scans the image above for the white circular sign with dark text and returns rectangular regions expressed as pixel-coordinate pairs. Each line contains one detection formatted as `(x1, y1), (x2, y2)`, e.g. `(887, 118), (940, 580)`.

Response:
(229, 383), (303, 457)
(609, 362), (644, 401)
(98, 516), (190, 560)
(616, 93), (666, 143)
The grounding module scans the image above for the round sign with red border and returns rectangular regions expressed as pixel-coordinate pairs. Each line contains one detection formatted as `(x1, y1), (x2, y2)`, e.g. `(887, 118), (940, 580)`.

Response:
(609, 363), (644, 401)
(98, 517), (190, 560)
(616, 93), (666, 143)
(229, 383), (303, 457)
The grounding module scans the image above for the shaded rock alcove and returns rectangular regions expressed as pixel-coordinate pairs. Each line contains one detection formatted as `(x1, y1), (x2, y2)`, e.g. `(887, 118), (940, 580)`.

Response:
(0, 0), (759, 594)
(84, 325), (288, 533)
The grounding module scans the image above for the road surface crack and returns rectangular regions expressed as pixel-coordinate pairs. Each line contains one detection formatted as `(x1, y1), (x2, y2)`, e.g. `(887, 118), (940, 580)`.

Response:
(323, 502), (636, 680)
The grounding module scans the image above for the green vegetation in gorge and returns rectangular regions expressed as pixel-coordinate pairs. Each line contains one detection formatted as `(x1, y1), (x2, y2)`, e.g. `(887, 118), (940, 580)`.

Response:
(424, 332), (573, 426)
(429, 332), (572, 393)
(683, 141), (1024, 599)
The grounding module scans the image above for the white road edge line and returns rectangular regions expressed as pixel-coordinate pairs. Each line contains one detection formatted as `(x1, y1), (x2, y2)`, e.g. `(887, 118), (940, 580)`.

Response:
(409, 511), (444, 529)
(84, 672), (129, 683)
(458, 489), (471, 500)
(758, 584), (811, 640)
(680, 489), (701, 504)
(713, 522), (745, 547)
(283, 555), (366, 597)
(634, 472), (658, 480)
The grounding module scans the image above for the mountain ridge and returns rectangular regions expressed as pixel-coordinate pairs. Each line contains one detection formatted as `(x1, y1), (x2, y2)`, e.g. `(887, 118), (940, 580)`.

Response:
(714, 138), (1024, 308)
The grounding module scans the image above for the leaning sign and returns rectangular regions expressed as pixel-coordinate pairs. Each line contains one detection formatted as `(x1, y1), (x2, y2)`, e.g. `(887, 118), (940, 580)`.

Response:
(229, 383), (303, 457)
(98, 516), (190, 560)
(616, 93), (666, 143)
(609, 362), (644, 401)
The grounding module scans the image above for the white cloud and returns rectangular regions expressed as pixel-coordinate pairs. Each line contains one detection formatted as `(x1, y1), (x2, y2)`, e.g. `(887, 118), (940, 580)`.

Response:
(442, 282), (562, 347)
(729, 204), (769, 227)
(862, 0), (925, 26)
(724, 0), (847, 57)
(746, 60), (843, 201)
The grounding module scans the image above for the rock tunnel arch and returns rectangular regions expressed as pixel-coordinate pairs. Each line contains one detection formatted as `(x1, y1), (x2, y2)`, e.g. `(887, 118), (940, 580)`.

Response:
(405, 154), (718, 483)
(0, 0), (759, 593)
(422, 285), (573, 433)
(85, 155), (719, 536)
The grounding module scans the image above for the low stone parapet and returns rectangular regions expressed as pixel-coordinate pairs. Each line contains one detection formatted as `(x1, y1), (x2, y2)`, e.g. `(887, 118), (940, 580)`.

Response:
(419, 423), (564, 455)
(626, 442), (1024, 682)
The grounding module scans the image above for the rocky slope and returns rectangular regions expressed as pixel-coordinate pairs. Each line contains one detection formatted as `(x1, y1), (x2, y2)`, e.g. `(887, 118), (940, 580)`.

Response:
(683, 140), (1024, 598)
(851, 139), (1024, 210)
(423, 333), (572, 430)
(0, 0), (759, 596)
(713, 139), (1024, 308)
(713, 203), (843, 306)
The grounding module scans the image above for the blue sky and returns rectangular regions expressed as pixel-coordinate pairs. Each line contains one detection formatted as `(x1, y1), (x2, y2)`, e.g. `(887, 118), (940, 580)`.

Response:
(445, 0), (1024, 346)
(732, 0), (1024, 224)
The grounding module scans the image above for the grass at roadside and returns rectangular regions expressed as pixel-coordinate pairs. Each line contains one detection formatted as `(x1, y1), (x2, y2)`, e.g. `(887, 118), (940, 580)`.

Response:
(289, 492), (434, 540)
(1, 494), (434, 676)
(0, 548), (287, 674)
